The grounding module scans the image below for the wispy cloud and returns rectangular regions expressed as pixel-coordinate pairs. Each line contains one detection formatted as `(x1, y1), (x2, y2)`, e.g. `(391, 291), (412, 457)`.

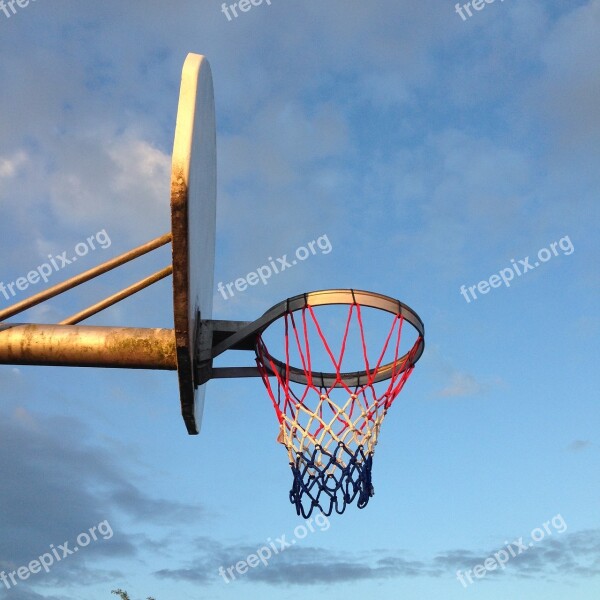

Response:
(155, 529), (600, 586)
(567, 439), (593, 452)
(436, 371), (485, 398)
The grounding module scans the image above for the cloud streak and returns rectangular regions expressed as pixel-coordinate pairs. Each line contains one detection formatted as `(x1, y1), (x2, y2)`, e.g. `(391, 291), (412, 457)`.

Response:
(154, 528), (600, 586)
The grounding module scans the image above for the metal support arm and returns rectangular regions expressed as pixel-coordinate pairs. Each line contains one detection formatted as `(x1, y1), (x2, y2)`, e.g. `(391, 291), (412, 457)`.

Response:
(0, 319), (268, 380)
(0, 324), (176, 370)
(195, 319), (268, 385)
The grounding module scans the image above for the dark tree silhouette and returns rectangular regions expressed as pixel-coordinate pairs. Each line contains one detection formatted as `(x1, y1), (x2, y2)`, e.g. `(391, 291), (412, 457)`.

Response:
(111, 589), (155, 600)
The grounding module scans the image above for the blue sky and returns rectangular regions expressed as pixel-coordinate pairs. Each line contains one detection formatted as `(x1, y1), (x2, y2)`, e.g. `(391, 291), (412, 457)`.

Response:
(0, 1), (598, 599)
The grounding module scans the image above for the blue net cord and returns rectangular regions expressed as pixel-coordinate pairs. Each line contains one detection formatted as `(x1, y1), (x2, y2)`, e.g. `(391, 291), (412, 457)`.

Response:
(289, 442), (374, 518)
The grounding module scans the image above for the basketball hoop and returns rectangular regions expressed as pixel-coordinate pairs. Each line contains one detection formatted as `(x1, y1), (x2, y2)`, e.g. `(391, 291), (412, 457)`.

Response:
(0, 53), (427, 519)
(255, 290), (425, 517)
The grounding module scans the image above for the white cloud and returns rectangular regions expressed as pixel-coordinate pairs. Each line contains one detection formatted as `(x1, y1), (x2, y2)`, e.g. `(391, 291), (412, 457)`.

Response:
(436, 371), (485, 398)
(48, 131), (171, 240)
(0, 150), (28, 179)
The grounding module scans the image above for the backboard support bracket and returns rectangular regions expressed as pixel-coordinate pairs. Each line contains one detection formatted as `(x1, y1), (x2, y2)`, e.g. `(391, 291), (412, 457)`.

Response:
(196, 319), (264, 386)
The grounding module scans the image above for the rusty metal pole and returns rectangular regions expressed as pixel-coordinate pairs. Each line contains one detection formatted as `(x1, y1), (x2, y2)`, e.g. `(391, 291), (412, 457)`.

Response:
(0, 324), (177, 370)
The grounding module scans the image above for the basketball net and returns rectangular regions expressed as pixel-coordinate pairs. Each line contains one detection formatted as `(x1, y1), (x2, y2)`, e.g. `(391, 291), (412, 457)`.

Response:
(256, 302), (421, 518)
